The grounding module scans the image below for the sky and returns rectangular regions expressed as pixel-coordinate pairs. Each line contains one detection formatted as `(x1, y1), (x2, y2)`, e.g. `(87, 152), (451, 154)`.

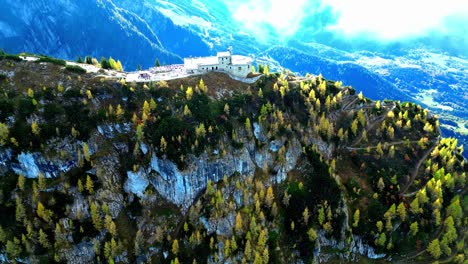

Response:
(225, 0), (468, 49)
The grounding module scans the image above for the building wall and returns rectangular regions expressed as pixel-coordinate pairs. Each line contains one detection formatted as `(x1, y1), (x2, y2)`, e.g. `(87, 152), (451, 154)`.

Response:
(187, 54), (252, 77)
(229, 64), (250, 77)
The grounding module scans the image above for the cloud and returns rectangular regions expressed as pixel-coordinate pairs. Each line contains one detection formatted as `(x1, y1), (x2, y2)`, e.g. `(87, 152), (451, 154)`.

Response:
(225, 0), (314, 40)
(225, 0), (468, 45)
(323, 0), (468, 40)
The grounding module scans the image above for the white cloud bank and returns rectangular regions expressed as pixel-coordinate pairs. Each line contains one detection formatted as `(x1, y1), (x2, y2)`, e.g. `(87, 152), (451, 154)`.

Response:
(225, 0), (468, 41)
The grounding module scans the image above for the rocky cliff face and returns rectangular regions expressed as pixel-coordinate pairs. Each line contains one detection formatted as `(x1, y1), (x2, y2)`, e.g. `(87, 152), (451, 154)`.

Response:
(138, 134), (303, 210)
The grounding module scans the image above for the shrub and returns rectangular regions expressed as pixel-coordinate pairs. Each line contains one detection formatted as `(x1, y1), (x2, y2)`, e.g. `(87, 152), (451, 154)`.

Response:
(65, 65), (87, 74)
(0, 54), (22, 62)
(37, 56), (66, 66)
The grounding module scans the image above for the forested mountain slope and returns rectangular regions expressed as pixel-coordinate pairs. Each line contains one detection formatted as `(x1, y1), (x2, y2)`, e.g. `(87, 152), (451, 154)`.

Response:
(0, 54), (466, 263)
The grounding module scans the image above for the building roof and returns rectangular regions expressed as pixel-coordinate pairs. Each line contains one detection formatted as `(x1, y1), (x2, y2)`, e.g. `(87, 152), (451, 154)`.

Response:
(184, 56), (218, 70)
(183, 52), (253, 69)
(232, 55), (253, 65)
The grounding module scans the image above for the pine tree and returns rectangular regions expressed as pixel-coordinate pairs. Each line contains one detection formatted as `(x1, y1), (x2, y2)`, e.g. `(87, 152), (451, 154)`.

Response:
(172, 239), (179, 255)
(377, 177), (385, 191)
(115, 104), (124, 120)
(358, 91), (363, 100)
(186, 86), (194, 100)
(410, 222), (418, 236)
(257, 229), (267, 249)
(77, 179), (84, 193)
(351, 119), (358, 136)
(410, 198), (420, 214)
(397, 202), (406, 221)
(265, 186), (274, 208)
(0, 226), (6, 243)
(116, 60), (123, 71)
(17, 174), (25, 191)
(235, 212), (243, 235)
(105, 215), (117, 237)
(0, 122), (9, 146)
(31, 121), (40, 136)
(15, 197), (26, 222)
(224, 238), (231, 257)
(427, 239), (441, 259)
(143, 100), (150, 116)
(353, 209), (360, 227)
(376, 233), (386, 247)
(183, 105), (192, 116)
(109, 57), (117, 70)
(199, 79), (207, 93)
(83, 143), (91, 162)
(318, 207), (325, 226)
(86, 175), (94, 194)
(376, 221), (383, 233)
(39, 229), (51, 248)
(90, 202), (102, 230)
(262, 248), (269, 263)
(133, 230), (143, 256)
(136, 123), (144, 142)
(244, 240), (252, 261)
(307, 228), (317, 242)
(6, 238), (22, 259)
(303, 207), (310, 225)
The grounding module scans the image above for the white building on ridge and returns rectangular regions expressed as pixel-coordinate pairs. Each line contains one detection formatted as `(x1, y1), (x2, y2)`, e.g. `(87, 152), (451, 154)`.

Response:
(184, 47), (253, 78)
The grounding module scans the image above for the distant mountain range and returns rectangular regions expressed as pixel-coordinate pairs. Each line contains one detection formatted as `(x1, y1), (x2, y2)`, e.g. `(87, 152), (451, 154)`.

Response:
(0, 0), (466, 157)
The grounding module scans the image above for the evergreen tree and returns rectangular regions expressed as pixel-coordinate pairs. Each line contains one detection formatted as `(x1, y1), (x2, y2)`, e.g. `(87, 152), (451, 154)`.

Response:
(83, 143), (91, 162)
(172, 239), (179, 255)
(265, 186), (274, 208)
(85, 56), (92, 64)
(353, 209), (360, 227)
(100, 57), (110, 69)
(0, 122), (9, 146)
(105, 215), (117, 237)
(134, 230), (144, 256)
(90, 202), (102, 230)
(427, 239), (441, 259)
(410, 222), (418, 236)
(307, 228), (317, 242)
(39, 229), (51, 249)
(86, 175), (94, 194)
(397, 202), (406, 221)
(15, 197), (26, 222)
(17, 174), (25, 191)
(235, 212), (243, 235)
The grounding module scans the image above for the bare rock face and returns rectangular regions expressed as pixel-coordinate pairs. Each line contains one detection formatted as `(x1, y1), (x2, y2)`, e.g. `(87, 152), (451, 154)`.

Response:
(95, 153), (124, 218)
(59, 241), (95, 264)
(140, 131), (305, 210)
(0, 149), (12, 175)
(69, 194), (90, 220)
(95, 153), (122, 191)
(149, 145), (255, 210)
(316, 230), (385, 262)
